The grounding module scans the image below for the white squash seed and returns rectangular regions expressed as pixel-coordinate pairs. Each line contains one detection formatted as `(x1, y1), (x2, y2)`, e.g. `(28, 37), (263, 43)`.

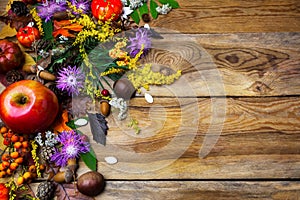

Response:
(104, 156), (118, 165)
(74, 118), (88, 127)
(144, 92), (154, 103)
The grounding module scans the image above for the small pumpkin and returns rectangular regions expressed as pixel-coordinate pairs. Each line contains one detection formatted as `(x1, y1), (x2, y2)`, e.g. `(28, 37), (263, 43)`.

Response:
(16, 26), (40, 48)
(0, 39), (24, 74)
(0, 183), (9, 200)
(91, 0), (123, 21)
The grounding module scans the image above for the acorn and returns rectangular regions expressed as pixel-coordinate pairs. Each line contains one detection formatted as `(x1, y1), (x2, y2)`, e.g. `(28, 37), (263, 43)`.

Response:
(38, 70), (56, 81)
(113, 78), (136, 100)
(100, 100), (110, 117)
(53, 167), (74, 183)
(77, 171), (105, 197)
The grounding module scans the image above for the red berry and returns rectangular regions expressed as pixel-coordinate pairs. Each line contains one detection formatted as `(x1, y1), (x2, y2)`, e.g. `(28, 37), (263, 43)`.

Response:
(11, 134), (19, 143)
(101, 89), (110, 97)
(3, 138), (11, 146)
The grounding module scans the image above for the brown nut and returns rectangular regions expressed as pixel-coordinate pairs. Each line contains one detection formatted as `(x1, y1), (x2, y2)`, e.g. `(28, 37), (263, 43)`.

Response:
(77, 171), (105, 197)
(53, 168), (74, 183)
(38, 70), (56, 81)
(100, 100), (110, 117)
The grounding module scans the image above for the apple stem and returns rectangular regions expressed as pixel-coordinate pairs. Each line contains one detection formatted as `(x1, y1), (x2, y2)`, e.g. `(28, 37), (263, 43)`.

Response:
(19, 96), (28, 105)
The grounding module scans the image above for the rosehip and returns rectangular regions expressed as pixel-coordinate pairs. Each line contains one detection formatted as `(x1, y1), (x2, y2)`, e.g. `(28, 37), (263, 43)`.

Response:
(1, 154), (10, 162)
(11, 134), (19, 143)
(28, 165), (36, 173)
(0, 126), (7, 134)
(19, 136), (24, 142)
(39, 164), (45, 171)
(21, 147), (29, 154)
(22, 141), (29, 148)
(14, 157), (23, 164)
(17, 176), (24, 185)
(7, 132), (13, 138)
(101, 89), (110, 96)
(23, 172), (31, 180)
(10, 152), (19, 159)
(3, 138), (10, 146)
(9, 162), (18, 171)
(14, 141), (22, 149)
(6, 168), (12, 175)
(0, 171), (6, 178)
(1, 161), (10, 168)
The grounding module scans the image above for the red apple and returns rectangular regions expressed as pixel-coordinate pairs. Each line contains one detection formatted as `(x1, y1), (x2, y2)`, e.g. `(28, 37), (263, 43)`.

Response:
(0, 80), (59, 134)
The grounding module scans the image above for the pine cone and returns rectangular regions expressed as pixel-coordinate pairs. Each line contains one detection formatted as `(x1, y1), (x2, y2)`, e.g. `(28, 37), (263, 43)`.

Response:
(5, 70), (24, 85)
(10, 1), (29, 17)
(36, 181), (56, 200)
(40, 146), (55, 161)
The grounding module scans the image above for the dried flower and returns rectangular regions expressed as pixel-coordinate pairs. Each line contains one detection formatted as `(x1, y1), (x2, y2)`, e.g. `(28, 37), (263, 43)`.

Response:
(156, 4), (172, 15)
(37, 1), (66, 22)
(69, 0), (90, 14)
(51, 130), (90, 167)
(128, 0), (147, 9)
(56, 66), (85, 96)
(127, 63), (182, 92)
(127, 28), (151, 57)
(45, 131), (58, 147)
(109, 97), (128, 120)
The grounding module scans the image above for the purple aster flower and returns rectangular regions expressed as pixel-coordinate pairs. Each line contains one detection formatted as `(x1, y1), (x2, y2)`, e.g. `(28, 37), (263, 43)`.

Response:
(56, 66), (85, 96)
(37, 1), (66, 22)
(70, 0), (90, 14)
(50, 130), (90, 167)
(127, 28), (151, 57)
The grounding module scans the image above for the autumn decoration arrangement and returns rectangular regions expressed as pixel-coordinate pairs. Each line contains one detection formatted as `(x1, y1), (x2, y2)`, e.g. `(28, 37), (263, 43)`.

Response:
(0, 0), (180, 199)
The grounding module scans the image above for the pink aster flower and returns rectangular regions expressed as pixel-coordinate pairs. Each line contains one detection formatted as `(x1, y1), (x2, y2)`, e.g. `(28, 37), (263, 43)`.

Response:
(127, 28), (151, 57)
(37, 1), (66, 22)
(50, 130), (90, 167)
(56, 66), (85, 96)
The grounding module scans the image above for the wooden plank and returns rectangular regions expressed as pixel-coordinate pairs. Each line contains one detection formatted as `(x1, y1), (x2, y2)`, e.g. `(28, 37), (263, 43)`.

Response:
(28, 181), (300, 200)
(140, 32), (300, 96)
(74, 96), (300, 179)
(149, 0), (300, 33)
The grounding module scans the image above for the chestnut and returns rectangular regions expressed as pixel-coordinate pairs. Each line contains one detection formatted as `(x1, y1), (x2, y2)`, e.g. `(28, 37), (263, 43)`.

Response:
(76, 171), (105, 197)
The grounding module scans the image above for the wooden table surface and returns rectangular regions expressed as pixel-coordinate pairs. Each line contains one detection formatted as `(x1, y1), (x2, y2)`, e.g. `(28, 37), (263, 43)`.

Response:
(1, 0), (300, 199)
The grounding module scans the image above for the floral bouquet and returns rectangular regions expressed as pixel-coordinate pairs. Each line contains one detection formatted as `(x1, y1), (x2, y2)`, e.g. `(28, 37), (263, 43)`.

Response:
(0, 0), (181, 199)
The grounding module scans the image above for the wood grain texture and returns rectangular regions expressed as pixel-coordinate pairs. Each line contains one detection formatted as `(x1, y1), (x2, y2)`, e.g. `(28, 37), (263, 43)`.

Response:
(1, 0), (300, 198)
(28, 181), (300, 200)
(74, 96), (300, 179)
(142, 32), (300, 97)
(149, 0), (300, 33)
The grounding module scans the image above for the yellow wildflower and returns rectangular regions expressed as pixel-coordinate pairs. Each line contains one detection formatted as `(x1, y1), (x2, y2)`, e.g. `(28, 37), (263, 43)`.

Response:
(100, 68), (125, 76)
(31, 140), (41, 178)
(127, 63), (182, 92)
(30, 8), (44, 36)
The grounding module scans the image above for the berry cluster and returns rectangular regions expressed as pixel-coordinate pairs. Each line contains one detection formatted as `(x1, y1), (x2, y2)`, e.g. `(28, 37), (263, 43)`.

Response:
(0, 125), (44, 184)
(16, 164), (45, 185)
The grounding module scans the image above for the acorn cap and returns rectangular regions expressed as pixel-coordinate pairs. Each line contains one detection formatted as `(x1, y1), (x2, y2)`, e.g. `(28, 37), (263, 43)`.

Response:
(113, 78), (136, 100)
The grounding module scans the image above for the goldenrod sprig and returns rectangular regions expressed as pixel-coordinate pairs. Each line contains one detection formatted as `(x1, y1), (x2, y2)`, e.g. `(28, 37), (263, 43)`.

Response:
(30, 141), (41, 178)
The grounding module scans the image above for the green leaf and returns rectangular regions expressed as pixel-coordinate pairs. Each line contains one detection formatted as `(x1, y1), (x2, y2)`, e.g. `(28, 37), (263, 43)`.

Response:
(150, 0), (159, 19)
(138, 3), (149, 16)
(130, 9), (140, 24)
(42, 20), (54, 40)
(80, 148), (97, 171)
(66, 120), (76, 129)
(158, 0), (180, 8)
